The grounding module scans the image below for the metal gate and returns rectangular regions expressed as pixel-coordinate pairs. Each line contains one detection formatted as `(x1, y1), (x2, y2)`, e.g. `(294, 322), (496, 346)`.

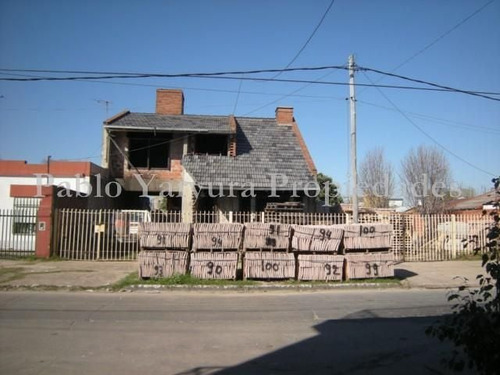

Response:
(0, 198), (40, 258)
(55, 209), (150, 260)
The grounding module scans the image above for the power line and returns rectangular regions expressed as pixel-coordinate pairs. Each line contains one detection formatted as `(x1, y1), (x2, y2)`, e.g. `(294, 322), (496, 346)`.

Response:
(361, 71), (496, 177)
(279, 0), (335, 72)
(247, 0), (336, 114)
(357, 99), (500, 134)
(0, 65), (348, 80)
(357, 0), (495, 96)
(232, 76), (244, 114)
(358, 66), (500, 102)
(392, 0), (495, 72)
(0, 70), (346, 99)
(2, 65), (499, 100)
(242, 69), (340, 116)
(192, 75), (500, 98)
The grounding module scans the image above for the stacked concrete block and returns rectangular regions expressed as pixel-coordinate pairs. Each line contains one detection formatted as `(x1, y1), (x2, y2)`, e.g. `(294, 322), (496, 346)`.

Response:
(190, 223), (243, 280)
(293, 225), (345, 281)
(343, 223), (395, 280)
(137, 223), (191, 279)
(243, 223), (295, 280)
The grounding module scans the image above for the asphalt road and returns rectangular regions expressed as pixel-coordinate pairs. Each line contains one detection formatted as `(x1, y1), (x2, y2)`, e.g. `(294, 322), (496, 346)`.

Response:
(0, 290), (471, 375)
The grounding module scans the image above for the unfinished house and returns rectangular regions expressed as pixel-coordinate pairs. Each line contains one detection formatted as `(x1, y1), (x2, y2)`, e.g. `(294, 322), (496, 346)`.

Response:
(102, 89), (318, 220)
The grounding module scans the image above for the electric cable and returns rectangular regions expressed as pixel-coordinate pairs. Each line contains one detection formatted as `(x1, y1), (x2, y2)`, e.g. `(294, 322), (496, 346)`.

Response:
(361, 71), (496, 177)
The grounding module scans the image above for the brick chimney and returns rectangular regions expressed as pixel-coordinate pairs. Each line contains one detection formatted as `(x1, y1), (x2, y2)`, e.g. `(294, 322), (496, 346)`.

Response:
(276, 106), (293, 125)
(156, 89), (184, 115)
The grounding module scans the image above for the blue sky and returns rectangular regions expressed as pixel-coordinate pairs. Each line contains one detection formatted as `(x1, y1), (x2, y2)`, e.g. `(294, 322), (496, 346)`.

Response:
(0, 0), (499, 196)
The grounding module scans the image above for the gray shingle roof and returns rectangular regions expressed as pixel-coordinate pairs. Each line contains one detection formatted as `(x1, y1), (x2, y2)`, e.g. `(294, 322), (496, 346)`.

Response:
(182, 117), (316, 190)
(105, 112), (233, 134)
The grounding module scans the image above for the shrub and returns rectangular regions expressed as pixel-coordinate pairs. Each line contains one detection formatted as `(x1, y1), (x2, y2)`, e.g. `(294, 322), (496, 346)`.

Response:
(426, 177), (500, 374)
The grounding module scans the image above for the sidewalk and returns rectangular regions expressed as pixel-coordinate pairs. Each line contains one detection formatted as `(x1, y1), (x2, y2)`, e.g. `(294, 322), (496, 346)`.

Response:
(396, 261), (483, 289)
(0, 260), (136, 290)
(0, 258), (485, 291)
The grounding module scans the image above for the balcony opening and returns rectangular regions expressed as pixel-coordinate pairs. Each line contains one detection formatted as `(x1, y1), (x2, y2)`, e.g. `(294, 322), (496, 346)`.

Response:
(128, 132), (171, 169)
(194, 134), (228, 155)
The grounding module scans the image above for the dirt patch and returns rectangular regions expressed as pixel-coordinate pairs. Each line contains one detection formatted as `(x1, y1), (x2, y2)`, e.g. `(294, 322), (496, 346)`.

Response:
(0, 267), (27, 284)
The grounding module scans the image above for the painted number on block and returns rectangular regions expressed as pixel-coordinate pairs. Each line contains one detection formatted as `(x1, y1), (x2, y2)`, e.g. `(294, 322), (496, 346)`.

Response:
(156, 234), (167, 246)
(324, 264), (339, 276)
(365, 263), (379, 276)
(261, 260), (279, 272)
(319, 229), (332, 241)
(153, 265), (164, 278)
(265, 237), (277, 247)
(207, 261), (223, 275)
(211, 236), (223, 247)
(360, 226), (376, 235)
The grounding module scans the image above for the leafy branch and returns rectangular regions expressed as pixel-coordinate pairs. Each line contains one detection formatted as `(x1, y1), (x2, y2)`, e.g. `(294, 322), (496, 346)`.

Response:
(426, 177), (500, 374)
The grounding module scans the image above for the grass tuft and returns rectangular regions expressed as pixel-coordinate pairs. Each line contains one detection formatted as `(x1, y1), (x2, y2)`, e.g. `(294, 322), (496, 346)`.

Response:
(112, 272), (400, 291)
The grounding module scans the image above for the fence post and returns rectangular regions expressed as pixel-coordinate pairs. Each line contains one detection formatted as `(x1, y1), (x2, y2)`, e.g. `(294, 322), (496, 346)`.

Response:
(96, 210), (102, 260)
(451, 214), (457, 259)
(35, 186), (55, 258)
(229, 211), (233, 223)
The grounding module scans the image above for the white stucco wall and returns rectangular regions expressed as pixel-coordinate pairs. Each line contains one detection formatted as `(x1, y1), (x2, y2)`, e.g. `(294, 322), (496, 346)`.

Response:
(0, 176), (92, 210)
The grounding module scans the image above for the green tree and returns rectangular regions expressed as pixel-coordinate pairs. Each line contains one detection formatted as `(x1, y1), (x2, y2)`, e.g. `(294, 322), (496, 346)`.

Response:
(316, 172), (342, 207)
(426, 177), (500, 374)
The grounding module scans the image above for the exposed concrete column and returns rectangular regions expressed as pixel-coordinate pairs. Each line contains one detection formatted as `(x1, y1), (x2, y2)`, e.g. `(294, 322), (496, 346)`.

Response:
(250, 196), (256, 213)
(101, 127), (109, 168)
(182, 135), (189, 156)
(181, 171), (195, 223)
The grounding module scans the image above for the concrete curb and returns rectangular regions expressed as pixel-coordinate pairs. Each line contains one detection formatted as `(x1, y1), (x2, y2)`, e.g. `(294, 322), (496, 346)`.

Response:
(0, 281), (406, 293)
(125, 282), (404, 292)
(0, 281), (472, 293)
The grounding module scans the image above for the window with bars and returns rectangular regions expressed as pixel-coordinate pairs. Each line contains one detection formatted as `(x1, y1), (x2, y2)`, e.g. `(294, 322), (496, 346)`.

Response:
(12, 198), (40, 235)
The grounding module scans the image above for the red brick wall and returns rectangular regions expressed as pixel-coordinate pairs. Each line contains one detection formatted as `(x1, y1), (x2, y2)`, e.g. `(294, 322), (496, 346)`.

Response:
(228, 116), (237, 157)
(0, 160), (95, 177)
(10, 185), (39, 197)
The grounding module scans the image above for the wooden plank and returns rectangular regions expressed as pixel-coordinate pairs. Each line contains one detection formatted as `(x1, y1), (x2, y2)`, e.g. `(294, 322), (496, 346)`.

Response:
(192, 223), (243, 251)
(343, 223), (392, 251)
(139, 222), (191, 250)
(297, 254), (344, 281)
(138, 250), (188, 279)
(243, 223), (292, 250)
(190, 252), (238, 280)
(243, 252), (295, 280)
(345, 252), (395, 279)
(292, 225), (344, 253)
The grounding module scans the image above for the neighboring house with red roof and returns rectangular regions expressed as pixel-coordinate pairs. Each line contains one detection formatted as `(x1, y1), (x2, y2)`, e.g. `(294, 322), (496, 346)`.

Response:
(0, 159), (109, 211)
(0, 160), (109, 252)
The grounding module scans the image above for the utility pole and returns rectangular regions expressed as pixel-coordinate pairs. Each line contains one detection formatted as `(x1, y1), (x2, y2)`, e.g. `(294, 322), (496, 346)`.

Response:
(348, 55), (359, 223)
